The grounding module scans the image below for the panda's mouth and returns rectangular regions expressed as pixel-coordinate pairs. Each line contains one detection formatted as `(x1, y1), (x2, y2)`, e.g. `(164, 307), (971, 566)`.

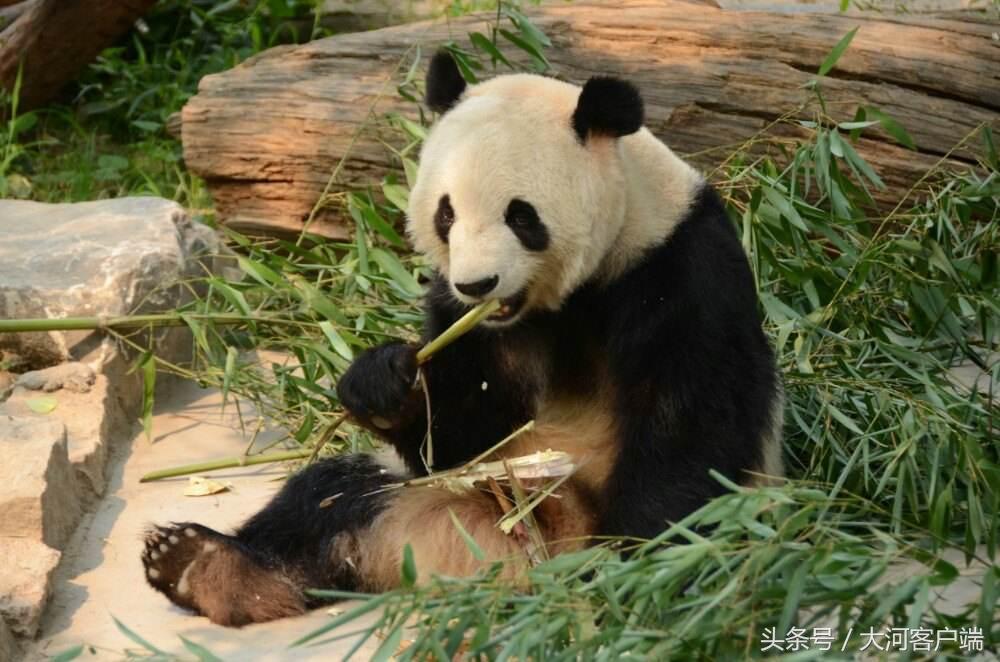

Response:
(487, 289), (528, 323)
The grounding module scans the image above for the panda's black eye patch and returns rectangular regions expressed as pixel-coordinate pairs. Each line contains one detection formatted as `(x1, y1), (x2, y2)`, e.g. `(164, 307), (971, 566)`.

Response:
(505, 199), (549, 252)
(434, 194), (455, 243)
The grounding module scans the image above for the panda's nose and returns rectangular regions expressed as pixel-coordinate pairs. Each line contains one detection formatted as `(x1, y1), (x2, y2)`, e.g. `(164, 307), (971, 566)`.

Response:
(454, 275), (499, 298)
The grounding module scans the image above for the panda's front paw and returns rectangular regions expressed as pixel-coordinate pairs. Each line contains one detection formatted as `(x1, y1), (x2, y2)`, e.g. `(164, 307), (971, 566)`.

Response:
(337, 341), (421, 431)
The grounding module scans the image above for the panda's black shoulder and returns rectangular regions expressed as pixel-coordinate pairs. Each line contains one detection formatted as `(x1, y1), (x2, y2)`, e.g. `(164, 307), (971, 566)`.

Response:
(590, 181), (758, 320)
(667, 182), (760, 312)
(667, 182), (746, 265)
(577, 179), (774, 393)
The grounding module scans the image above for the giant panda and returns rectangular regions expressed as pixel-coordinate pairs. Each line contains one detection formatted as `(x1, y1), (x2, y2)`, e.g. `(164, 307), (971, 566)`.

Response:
(141, 51), (783, 626)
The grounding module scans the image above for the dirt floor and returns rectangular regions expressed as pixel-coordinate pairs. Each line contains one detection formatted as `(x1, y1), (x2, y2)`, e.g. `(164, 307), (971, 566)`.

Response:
(26, 379), (381, 661)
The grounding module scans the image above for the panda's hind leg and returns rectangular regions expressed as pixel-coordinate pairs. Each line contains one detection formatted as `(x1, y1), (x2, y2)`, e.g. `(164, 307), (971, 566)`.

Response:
(341, 481), (598, 591)
(142, 523), (306, 626)
(142, 455), (402, 626)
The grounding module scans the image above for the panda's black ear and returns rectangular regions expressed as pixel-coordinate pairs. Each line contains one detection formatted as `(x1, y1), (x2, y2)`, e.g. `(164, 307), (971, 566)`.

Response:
(571, 77), (644, 142)
(426, 50), (467, 113)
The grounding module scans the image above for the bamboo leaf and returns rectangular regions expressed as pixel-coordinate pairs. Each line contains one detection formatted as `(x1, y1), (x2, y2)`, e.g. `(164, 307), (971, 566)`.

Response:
(50, 645), (84, 662)
(979, 566), (998, 632)
(763, 187), (808, 232)
(865, 106), (917, 150)
(469, 31), (513, 68)
(448, 508), (486, 561)
(237, 255), (285, 288)
(362, 196), (407, 248)
(400, 543), (418, 587)
(293, 278), (349, 325)
(27, 396), (58, 414)
(291, 594), (391, 647)
(370, 247), (423, 297)
(112, 616), (166, 655)
(319, 321), (353, 360)
(818, 27), (859, 76)
(370, 621), (404, 662)
(210, 279), (252, 316)
(777, 557), (809, 635)
(445, 47), (479, 84)
(498, 28), (549, 70)
(505, 7), (552, 47)
(827, 403), (865, 436)
(180, 635), (224, 661)
(381, 182), (409, 212)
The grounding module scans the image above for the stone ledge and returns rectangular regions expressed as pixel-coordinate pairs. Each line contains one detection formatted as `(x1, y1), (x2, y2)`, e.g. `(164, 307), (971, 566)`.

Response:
(0, 196), (217, 368)
(0, 539), (62, 639)
(0, 197), (221, 655)
(0, 415), (81, 550)
(0, 614), (18, 661)
(1, 376), (124, 501)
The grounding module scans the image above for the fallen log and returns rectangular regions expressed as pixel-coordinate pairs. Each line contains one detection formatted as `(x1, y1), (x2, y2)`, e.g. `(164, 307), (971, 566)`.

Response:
(0, 0), (157, 111)
(179, 0), (1000, 238)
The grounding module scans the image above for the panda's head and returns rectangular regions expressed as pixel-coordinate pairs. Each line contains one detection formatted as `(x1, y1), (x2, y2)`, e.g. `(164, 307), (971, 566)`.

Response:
(407, 51), (645, 327)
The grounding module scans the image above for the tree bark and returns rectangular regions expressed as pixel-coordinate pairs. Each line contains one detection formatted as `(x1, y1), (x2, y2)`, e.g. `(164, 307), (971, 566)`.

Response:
(0, 0), (37, 28)
(0, 0), (157, 111)
(179, 0), (1000, 238)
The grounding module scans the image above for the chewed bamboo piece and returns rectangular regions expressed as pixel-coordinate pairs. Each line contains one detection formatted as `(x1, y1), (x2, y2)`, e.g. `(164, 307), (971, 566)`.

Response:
(407, 449), (575, 494)
(360, 420), (574, 496)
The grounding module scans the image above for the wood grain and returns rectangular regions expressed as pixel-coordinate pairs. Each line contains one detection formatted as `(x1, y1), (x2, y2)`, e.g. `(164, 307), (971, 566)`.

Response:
(0, 0), (157, 110)
(180, 0), (1000, 238)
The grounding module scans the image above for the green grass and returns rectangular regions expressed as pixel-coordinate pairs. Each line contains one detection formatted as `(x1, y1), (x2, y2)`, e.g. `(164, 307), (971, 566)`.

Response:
(8, 1), (997, 659)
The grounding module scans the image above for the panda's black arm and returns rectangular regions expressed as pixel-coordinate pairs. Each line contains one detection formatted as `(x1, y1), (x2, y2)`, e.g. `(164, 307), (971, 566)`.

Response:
(338, 277), (536, 476)
(389, 335), (535, 474)
(595, 188), (779, 539)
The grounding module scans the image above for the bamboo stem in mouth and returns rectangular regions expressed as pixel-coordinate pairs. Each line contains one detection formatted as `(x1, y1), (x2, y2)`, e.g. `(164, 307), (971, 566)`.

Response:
(415, 299), (501, 364)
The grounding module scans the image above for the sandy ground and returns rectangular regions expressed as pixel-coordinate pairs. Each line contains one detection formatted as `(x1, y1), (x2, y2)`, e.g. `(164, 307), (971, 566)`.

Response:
(27, 379), (381, 661)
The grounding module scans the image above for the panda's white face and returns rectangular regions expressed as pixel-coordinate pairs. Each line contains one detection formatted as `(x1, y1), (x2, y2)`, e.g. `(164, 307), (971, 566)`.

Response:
(407, 75), (629, 327)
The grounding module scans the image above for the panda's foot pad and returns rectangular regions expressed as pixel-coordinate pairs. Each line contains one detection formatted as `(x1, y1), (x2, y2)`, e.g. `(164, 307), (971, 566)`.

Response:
(141, 522), (307, 626)
(141, 523), (225, 609)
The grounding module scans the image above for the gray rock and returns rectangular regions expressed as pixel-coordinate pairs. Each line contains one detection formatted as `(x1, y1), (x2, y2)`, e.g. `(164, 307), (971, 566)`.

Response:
(0, 415), (81, 550)
(0, 376), (125, 501)
(16, 362), (96, 393)
(0, 538), (61, 639)
(0, 197), (217, 368)
(0, 198), (221, 651)
(0, 615), (18, 661)
(947, 353), (998, 405)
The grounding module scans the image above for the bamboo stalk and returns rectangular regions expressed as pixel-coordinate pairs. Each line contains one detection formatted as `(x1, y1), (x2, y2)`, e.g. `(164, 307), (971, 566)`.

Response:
(0, 314), (183, 332)
(415, 299), (500, 364)
(306, 411), (350, 464)
(411, 299), (499, 472)
(139, 448), (312, 482)
(0, 312), (255, 333)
